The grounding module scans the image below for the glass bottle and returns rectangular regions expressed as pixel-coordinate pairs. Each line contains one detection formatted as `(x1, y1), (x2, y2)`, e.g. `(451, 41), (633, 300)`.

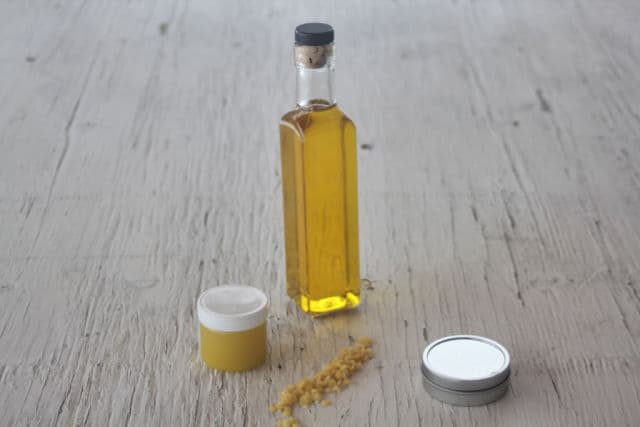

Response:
(279, 23), (360, 315)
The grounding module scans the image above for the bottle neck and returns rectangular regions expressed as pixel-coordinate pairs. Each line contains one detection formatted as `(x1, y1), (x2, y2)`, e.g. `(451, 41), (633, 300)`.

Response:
(295, 44), (335, 110)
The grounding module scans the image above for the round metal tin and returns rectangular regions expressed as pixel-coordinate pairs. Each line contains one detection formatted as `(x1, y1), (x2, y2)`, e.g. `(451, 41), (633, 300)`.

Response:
(421, 335), (511, 406)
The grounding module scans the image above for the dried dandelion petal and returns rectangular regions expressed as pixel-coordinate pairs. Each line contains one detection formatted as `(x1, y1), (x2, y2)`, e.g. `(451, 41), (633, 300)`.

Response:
(269, 337), (374, 426)
(357, 337), (372, 347)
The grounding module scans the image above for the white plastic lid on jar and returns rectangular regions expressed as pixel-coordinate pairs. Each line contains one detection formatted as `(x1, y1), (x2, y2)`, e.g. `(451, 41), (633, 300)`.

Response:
(197, 285), (268, 332)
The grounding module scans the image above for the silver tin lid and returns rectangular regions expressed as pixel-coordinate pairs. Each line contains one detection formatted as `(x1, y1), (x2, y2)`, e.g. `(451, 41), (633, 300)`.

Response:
(421, 335), (511, 406)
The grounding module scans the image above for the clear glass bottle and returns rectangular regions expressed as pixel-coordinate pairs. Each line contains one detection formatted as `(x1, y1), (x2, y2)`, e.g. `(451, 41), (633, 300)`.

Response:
(279, 23), (360, 315)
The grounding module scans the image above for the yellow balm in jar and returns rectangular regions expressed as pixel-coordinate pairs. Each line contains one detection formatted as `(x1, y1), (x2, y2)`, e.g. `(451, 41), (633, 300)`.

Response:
(197, 285), (268, 372)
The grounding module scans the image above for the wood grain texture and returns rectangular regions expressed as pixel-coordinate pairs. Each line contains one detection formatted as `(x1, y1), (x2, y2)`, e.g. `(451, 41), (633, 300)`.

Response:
(1, 0), (640, 425)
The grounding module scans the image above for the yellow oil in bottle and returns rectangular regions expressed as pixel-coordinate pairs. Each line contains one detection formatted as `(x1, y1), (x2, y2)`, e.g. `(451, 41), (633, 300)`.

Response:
(280, 102), (360, 315)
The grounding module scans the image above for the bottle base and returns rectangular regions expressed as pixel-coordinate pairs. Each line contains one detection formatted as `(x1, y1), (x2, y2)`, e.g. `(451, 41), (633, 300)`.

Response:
(298, 292), (360, 316)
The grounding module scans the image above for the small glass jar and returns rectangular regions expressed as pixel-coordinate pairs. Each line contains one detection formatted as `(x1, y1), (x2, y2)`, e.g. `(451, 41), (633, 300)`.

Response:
(197, 285), (268, 372)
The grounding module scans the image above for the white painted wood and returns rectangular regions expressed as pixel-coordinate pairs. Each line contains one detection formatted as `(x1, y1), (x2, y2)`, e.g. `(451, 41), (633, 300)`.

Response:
(1, 0), (640, 425)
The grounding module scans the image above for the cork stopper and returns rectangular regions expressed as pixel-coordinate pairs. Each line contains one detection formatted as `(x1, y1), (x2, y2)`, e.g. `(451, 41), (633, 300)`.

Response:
(294, 23), (334, 69)
(295, 44), (334, 69)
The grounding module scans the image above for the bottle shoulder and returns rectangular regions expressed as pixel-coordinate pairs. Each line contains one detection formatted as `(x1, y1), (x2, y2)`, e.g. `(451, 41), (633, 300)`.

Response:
(280, 104), (355, 127)
(280, 105), (356, 146)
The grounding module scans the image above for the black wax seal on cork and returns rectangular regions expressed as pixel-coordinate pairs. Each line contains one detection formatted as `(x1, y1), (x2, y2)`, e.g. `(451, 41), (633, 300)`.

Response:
(295, 23), (334, 46)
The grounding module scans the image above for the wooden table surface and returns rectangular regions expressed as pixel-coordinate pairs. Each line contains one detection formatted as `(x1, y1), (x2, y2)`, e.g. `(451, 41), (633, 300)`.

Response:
(2, 1), (640, 426)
